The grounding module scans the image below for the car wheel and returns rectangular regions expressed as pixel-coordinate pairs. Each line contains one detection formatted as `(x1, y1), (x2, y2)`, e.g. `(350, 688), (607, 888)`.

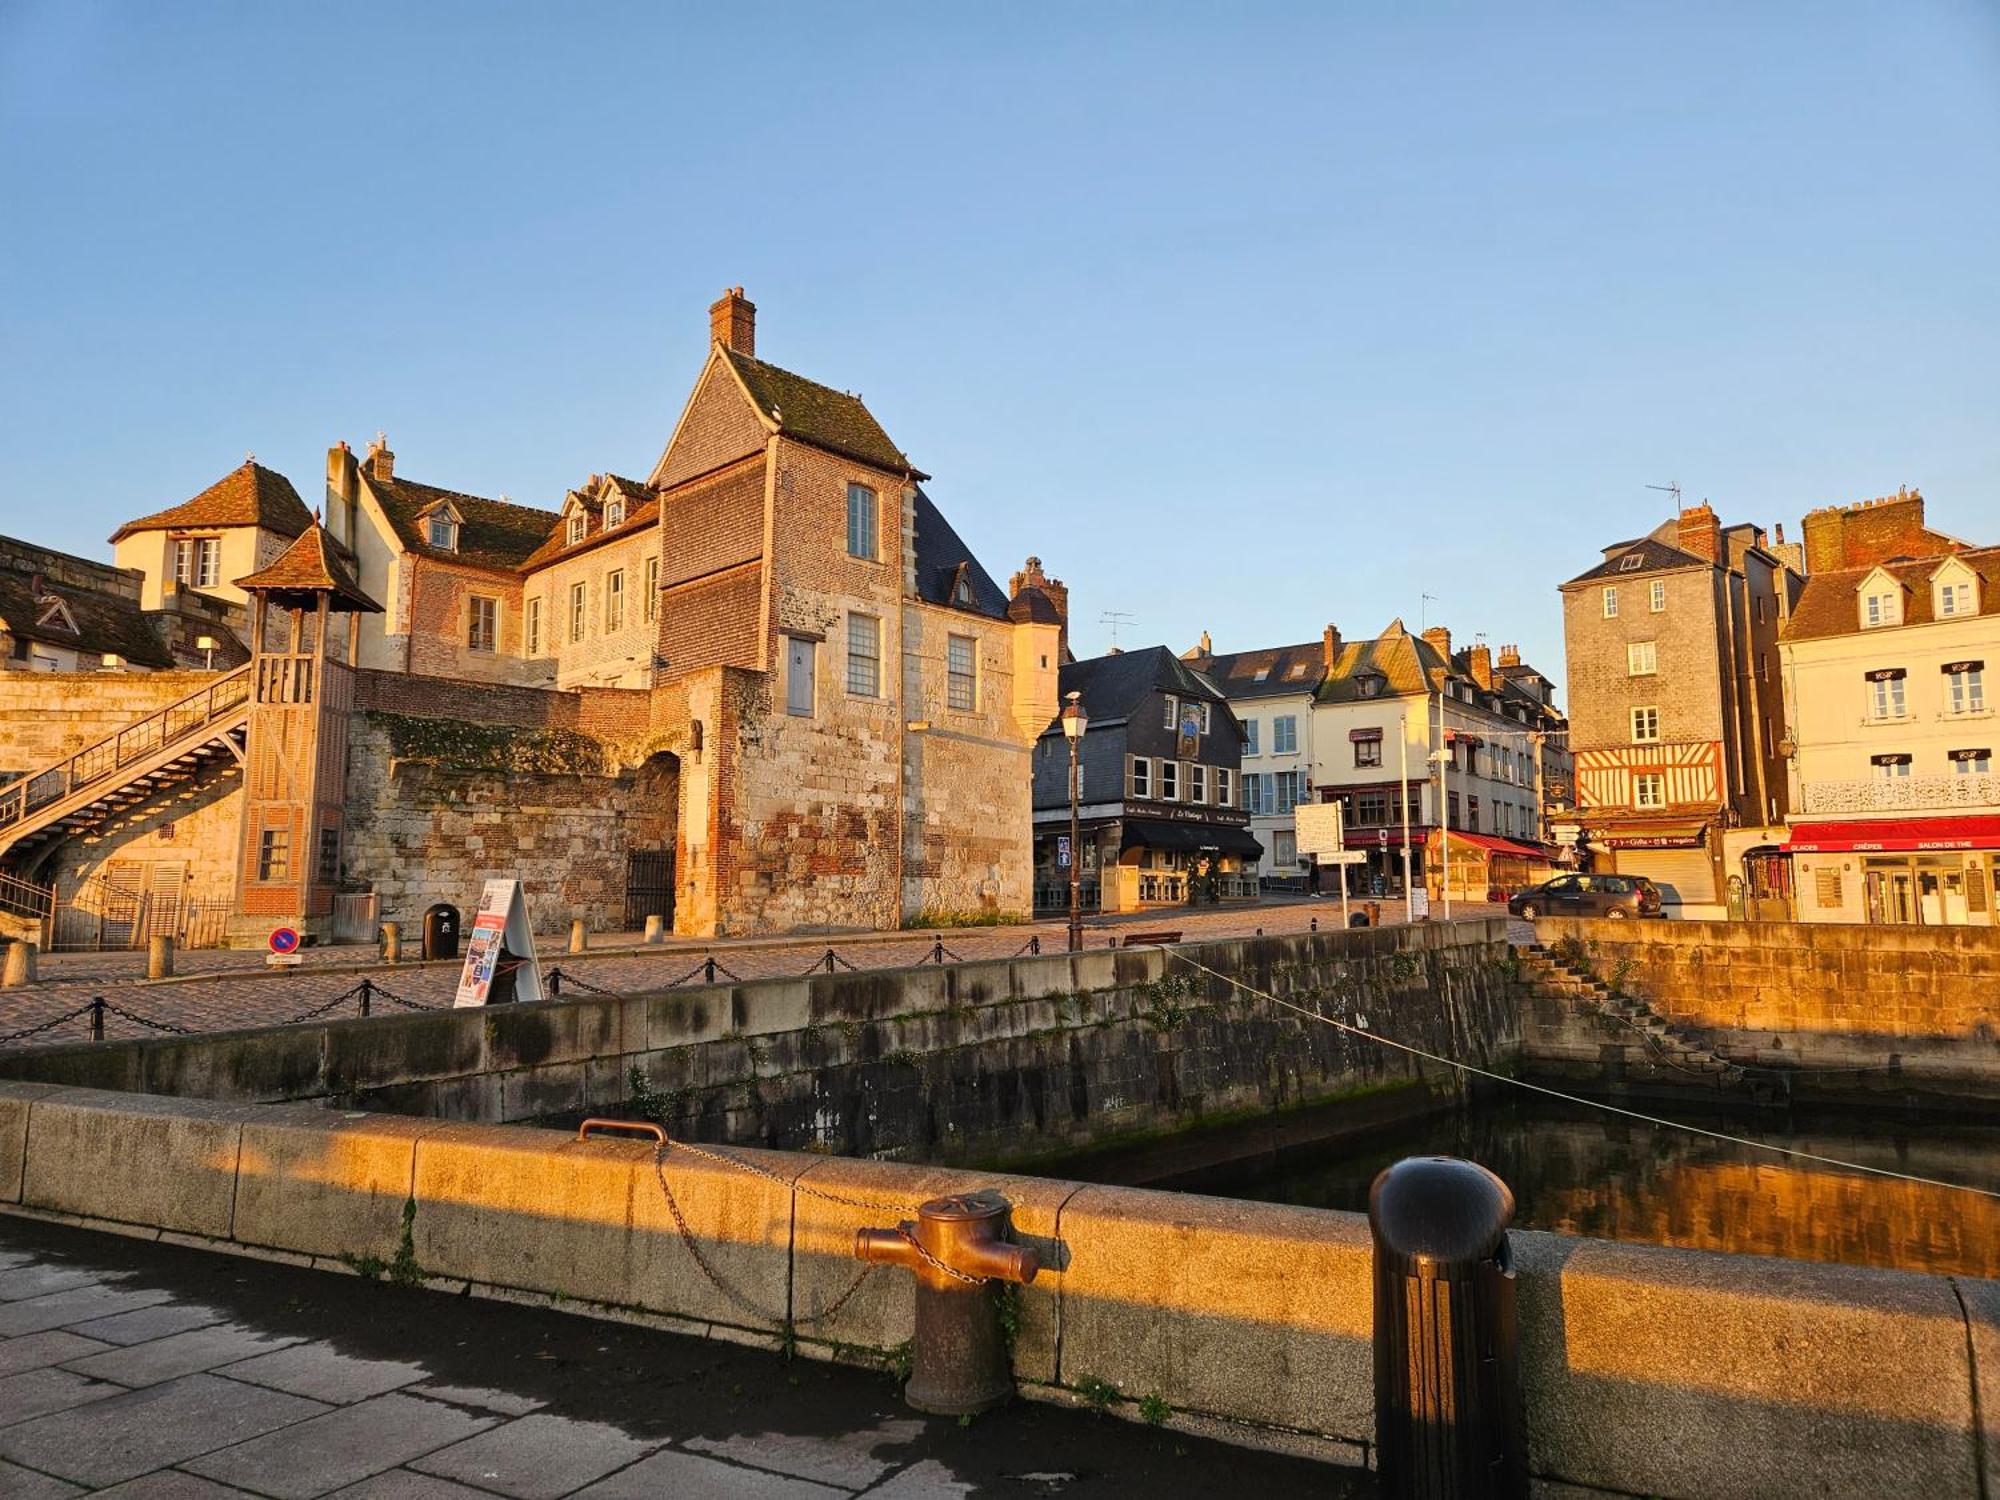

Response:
(1607, 908), (1630, 919)
(1519, 903), (1538, 920)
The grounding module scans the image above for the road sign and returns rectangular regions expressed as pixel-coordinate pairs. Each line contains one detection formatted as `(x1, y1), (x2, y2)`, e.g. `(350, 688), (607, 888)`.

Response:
(1316, 850), (1369, 866)
(1294, 802), (1346, 857)
(269, 927), (300, 955)
(1056, 835), (1072, 869)
(1378, 828), (1389, 847)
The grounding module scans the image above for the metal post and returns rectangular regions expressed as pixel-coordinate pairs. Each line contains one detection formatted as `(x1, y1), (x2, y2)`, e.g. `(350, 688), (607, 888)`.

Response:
(1400, 712), (1414, 922)
(548, 968), (563, 998)
(1029, 935), (1040, 956)
(703, 955), (717, 984)
(1067, 733), (1083, 954)
(1438, 689), (1452, 922)
(90, 995), (105, 1041)
(358, 979), (372, 1017)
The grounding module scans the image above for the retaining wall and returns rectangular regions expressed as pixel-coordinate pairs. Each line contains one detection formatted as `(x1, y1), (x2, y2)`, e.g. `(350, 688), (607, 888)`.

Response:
(0, 1080), (1989, 1500)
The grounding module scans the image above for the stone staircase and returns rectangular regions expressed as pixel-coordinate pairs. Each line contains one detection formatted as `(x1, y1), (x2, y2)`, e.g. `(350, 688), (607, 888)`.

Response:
(1517, 943), (1760, 1091)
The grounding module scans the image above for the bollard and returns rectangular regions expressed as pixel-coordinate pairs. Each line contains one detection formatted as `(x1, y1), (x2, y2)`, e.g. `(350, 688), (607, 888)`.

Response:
(380, 922), (401, 963)
(1029, 935), (1040, 955)
(854, 1191), (1040, 1416)
(147, 934), (174, 981)
(644, 914), (665, 945)
(1311, 916), (1318, 933)
(703, 955), (717, 984)
(1, 940), (36, 988)
(1369, 1156), (1526, 1500)
(89, 995), (105, 1041)
(357, 980), (373, 1018)
(548, 968), (564, 998)
(569, 918), (588, 955)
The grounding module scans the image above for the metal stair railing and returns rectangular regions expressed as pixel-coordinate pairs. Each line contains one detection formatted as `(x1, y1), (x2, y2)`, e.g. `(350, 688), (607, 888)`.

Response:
(0, 666), (252, 837)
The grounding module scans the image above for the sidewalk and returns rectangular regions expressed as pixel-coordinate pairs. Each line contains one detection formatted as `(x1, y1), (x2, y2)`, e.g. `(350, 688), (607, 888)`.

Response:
(0, 1214), (1369, 1498)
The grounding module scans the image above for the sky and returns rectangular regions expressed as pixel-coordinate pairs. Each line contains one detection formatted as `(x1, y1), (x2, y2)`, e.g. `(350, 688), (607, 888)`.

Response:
(3, 1), (1998, 698)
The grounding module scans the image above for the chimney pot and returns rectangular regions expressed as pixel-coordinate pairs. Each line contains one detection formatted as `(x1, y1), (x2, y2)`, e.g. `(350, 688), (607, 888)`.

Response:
(710, 287), (756, 357)
(364, 434), (394, 482)
(1421, 625), (1452, 661)
(1198, 630), (1212, 656)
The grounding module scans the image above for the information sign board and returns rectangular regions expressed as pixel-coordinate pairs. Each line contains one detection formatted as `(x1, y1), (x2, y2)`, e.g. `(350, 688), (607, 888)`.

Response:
(455, 878), (544, 1007)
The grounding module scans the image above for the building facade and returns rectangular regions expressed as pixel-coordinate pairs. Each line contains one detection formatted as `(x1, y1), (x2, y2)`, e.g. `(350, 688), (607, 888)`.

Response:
(108, 461), (313, 614)
(1185, 631), (1323, 888)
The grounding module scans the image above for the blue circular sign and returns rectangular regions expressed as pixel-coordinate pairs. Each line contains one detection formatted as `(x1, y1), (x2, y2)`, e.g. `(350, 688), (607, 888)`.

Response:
(269, 927), (301, 955)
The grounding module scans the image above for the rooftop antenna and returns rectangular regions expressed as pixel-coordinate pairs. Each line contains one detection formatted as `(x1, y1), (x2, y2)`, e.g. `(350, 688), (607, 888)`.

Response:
(1099, 610), (1135, 650)
(1647, 481), (1683, 516)
(1420, 593), (1438, 631)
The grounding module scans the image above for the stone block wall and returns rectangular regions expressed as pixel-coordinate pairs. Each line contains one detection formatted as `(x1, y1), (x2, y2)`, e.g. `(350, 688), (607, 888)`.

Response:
(0, 669), (226, 779)
(522, 525), (661, 690)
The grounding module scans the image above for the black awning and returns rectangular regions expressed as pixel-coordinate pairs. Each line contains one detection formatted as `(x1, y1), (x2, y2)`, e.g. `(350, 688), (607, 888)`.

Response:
(1121, 818), (1264, 859)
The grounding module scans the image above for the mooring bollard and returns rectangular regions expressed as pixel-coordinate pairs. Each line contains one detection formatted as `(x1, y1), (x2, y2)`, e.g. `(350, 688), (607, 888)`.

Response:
(644, 914), (665, 945)
(854, 1190), (1040, 1415)
(569, 918), (588, 955)
(146, 934), (174, 981)
(1370, 1156), (1526, 1499)
(380, 921), (401, 963)
(1, 940), (36, 989)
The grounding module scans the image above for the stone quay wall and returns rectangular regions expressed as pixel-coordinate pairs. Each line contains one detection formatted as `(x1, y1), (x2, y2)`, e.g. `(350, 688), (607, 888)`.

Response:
(1526, 918), (2000, 1107)
(0, 923), (1517, 1166)
(0, 1079), (1990, 1500)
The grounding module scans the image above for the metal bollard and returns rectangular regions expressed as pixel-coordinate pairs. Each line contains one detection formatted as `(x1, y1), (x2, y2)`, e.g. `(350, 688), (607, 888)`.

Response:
(1, 940), (36, 988)
(380, 922), (401, 963)
(1369, 1156), (1526, 1499)
(147, 934), (174, 980)
(854, 1191), (1040, 1416)
(569, 918), (588, 954)
(644, 914), (665, 945)
(89, 995), (105, 1041)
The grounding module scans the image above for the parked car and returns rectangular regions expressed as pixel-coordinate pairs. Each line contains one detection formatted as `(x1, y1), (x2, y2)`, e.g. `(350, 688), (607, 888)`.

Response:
(1508, 873), (1662, 920)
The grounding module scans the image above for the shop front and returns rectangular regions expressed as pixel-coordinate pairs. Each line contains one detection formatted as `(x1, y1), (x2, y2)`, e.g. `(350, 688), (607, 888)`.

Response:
(1113, 816), (1264, 909)
(1782, 816), (2000, 928)
(1425, 830), (1554, 904)
(1583, 821), (1721, 918)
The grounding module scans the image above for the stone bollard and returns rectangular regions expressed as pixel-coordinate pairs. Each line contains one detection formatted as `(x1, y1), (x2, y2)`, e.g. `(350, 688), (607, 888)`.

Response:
(147, 934), (174, 980)
(380, 922), (401, 963)
(643, 914), (665, 945)
(569, 918), (588, 954)
(1, 940), (37, 988)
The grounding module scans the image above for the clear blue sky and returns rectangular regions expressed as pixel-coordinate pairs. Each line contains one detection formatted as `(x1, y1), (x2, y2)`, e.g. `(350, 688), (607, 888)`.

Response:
(5, 2), (1998, 696)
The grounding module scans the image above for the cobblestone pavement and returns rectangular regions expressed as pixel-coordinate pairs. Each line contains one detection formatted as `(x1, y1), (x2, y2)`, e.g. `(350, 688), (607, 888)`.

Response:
(0, 900), (1522, 1054)
(0, 1214), (1370, 1498)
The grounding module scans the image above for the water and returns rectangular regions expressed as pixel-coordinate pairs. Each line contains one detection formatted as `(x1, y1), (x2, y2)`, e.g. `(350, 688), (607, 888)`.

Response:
(1094, 1095), (2000, 1279)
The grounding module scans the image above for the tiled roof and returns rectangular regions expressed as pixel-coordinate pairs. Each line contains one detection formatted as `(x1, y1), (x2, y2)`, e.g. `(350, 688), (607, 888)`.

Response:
(234, 525), (382, 612)
(109, 462), (314, 544)
(721, 347), (925, 479)
(368, 474), (559, 571)
(911, 489), (1007, 619)
(1782, 546), (2000, 643)
(1189, 641), (1327, 699)
(1562, 535), (1712, 587)
(0, 571), (175, 667)
(1007, 587), (1064, 625)
(519, 480), (661, 574)
(1315, 623), (1454, 703)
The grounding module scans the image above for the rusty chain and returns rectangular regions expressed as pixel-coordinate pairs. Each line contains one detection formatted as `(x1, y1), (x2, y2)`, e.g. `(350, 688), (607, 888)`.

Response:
(0, 999), (99, 1049)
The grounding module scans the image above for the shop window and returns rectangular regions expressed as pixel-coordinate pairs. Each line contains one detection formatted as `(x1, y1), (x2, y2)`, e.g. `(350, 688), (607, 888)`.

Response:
(1273, 830), (1297, 867)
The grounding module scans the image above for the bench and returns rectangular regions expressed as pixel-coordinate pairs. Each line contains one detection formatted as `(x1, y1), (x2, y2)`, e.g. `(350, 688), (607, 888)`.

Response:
(1119, 930), (1183, 947)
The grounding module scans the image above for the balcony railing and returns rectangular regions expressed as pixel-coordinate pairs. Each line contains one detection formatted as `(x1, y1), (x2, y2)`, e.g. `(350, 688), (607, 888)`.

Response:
(1800, 773), (1999, 816)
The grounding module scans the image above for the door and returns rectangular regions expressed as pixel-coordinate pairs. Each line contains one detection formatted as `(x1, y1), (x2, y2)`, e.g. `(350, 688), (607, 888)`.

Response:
(624, 849), (674, 931)
(1541, 875), (1584, 915)
(1942, 871), (1969, 926)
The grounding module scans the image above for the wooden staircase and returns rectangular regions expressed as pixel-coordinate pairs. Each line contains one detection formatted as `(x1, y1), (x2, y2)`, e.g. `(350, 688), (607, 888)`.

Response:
(0, 667), (252, 879)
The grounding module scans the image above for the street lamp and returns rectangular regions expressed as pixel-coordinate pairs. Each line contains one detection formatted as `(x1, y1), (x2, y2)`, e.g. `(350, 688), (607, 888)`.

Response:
(1061, 689), (1089, 952)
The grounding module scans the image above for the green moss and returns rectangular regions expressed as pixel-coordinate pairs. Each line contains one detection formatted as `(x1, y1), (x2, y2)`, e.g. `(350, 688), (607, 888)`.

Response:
(371, 711), (607, 776)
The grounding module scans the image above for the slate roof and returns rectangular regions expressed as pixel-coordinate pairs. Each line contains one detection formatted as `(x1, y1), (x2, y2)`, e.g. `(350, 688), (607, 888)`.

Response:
(1562, 535), (1713, 587)
(1007, 588), (1064, 625)
(234, 525), (382, 612)
(1049, 646), (1228, 730)
(1315, 623), (1454, 703)
(109, 462), (314, 544)
(912, 489), (1007, 619)
(721, 346), (925, 479)
(1782, 546), (2000, 643)
(367, 474), (559, 571)
(1188, 641), (1327, 699)
(0, 570), (174, 667)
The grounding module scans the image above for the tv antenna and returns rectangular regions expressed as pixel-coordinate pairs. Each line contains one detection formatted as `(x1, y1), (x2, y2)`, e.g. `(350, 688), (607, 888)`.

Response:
(1099, 611), (1135, 649)
(1647, 481), (1683, 515)
(1420, 593), (1439, 631)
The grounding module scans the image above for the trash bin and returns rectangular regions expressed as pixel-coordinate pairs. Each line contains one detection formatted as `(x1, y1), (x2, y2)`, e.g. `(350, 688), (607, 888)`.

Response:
(1369, 1156), (1526, 1499)
(421, 902), (461, 961)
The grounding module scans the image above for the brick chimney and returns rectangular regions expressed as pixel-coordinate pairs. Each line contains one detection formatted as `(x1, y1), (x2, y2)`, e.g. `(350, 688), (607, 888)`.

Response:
(710, 286), (756, 357)
(1421, 625), (1451, 661)
(1467, 643), (1494, 691)
(1006, 555), (1070, 659)
(1322, 623), (1341, 672)
(364, 432), (394, 483)
(1497, 643), (1521, 669)
(1198, 630), (1211, 657)
(1676, 501), (1721, 564)
(1802, 487), (1936, 573)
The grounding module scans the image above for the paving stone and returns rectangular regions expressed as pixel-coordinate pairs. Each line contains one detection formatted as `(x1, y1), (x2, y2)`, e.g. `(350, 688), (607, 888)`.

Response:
(407, 1381), (544, 1417)
(572, 1447), (846, 1499)
(70, 1302), (227, 1346)
(0, 1263), (108, 1303)
(410, 1413), (655, 1499)
(0, 1329), (113, 1377)
(0, 1372), (329, 1488)
(860, 1459), (976, 1497)
(684, 1417), (923, 1490)
(187, 1392), (496, 1500)
(85, 1474), (268, 1499)
(325, 1473), (506, 1500)
(0, 1283), (173, 1339)
(0, 1365), (127, 1424)
(216, 1341), (426, 1403)
(0, 1456), (84, 1498)
(62, 1323), (301, 1388)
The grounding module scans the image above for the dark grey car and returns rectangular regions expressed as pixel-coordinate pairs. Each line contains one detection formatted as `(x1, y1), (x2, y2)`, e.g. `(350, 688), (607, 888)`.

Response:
(1509, 873), (1662, 920)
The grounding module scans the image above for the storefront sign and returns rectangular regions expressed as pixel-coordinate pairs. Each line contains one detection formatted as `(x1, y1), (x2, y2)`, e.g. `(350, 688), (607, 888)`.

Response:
(1123, 798), (1252, 827)
(1603, 832), (1707, 849)
(455, 878), (544, 1007)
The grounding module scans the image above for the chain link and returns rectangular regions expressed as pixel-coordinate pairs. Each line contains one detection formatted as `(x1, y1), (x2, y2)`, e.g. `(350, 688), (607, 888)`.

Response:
(0, 999), (99, 1049)
(549, 968), (625, 999)
(100, 999), (198, 1036)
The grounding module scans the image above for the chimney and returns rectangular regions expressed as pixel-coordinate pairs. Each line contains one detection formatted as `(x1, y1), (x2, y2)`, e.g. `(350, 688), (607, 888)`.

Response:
(1006, 555), (1070, 660)
(1497, 643), (1520, 669)
(1421, 625), (1452, 661)
(709, 286), (756, 357)
(1675, 501), (1721, 564)
(1198, 630), (1212, 657)
(1468, 643), (1494, 691)
(326, 441), (359, 546)
(1322, 623), (1341, 672)
(364, 432), (394, 483)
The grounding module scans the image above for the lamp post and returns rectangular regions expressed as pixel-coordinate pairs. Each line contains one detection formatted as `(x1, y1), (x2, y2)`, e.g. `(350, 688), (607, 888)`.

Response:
(1061, 689), (1089, 952)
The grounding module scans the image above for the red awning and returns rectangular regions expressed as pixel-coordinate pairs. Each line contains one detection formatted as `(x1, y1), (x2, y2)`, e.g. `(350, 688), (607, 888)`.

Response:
(1428, 831), (1552, 860)
(1781, 816), (2000, 854)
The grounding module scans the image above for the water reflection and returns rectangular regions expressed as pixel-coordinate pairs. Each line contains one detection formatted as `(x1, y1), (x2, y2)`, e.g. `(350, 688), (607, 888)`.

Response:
(1130, 1098), (2000, 1278)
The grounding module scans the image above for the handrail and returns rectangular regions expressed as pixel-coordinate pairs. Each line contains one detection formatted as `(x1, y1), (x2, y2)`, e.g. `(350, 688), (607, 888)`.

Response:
(0, 665), (252, 836)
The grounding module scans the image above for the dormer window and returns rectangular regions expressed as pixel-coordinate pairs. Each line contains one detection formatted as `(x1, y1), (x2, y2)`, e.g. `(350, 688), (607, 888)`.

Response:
(1618, 553), (1645, 572)
(567, 512), (587, 546)
(604, 498), (626, 529)
(1862, 590), (1900, 628)
(1934, 560), (1979, 620)
(427, 516), (457, 551)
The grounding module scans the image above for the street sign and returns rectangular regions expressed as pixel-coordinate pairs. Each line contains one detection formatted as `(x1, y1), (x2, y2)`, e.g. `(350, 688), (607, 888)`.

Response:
(1378, 829), (1389, 847)
(1056, 835), (1072, 869)
(269, 927), (300, 955)
(1316, 850), (1368, 866)
(1294, 802), (1346, 857)
(455, 879), (544, 1007)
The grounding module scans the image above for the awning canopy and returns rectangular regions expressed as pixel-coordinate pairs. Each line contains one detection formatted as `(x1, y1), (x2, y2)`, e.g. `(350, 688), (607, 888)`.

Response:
(1781, 816), (2000, 854)
(1428, 830), (1552, 860)
(1121, 818), (1264, 858)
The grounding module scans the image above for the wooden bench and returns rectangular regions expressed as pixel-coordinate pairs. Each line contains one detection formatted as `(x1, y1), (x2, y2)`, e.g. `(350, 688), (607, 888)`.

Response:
(1119, 930), (1183, 947)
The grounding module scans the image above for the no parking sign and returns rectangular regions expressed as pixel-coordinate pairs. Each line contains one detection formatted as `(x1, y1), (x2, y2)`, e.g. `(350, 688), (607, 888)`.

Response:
(267, 927), (303, 967)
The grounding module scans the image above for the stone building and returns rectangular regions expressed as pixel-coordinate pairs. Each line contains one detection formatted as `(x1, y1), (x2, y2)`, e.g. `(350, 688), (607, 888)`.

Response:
(1778, 490), (1996, 927)
(0, 535), (246, 677)
(1559, 502), (1798, 918)
(519, 474), (661, 690)
(109, 460), (313, 614)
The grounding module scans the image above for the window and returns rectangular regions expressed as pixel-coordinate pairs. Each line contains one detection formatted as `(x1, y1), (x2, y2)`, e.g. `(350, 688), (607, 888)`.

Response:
(567, 511), (587, 546)
(604, 498), (625, 529)
(785, 636), (816, 715)
(1627, 641), (1658, 676)
(1872, 755), (1912, 781)
(1633, 772), (1665, 809)
(1618, 553), (1644, 573)
(1947, 665), (1986, 715)
(1275, 769), (1304, 814)
(846, 613), (881, 696)
(1602, 586), (1619, 618)
(604, 569), (624, 632)
(1951, 749), (1992, 776)
(525, 597), (542, 656)
(467, 596), (497, 653)
(257, 827), (290, 881)
(1214, 767), (1231, 809)
(174, 538), (220, 589)
(1447, 790), (1460, 827)
(1649, 579), (1666, 612)
(1130, 756), (1151, 798)
(1631, 706), (1660, 743)
(1760, 652), (1771, 683)
(1243, 719), (1259, 755)
(643, 556), (658, 623)
(569, 582), (587, 642)
(947, 634), (977, 711)
(1273, 830), (1297, 868)
(846, 484), (878, 560)
(1868, 674), (1906, 721)
(427, 516), (457, 551)
(1189, 764), (1207, 803)
(1356, 791), (1389, 826)
(1863, 590), (1899, 628)
(1159, 759), (1179, 801)
(1466, 796), (1480, 832)
(1162, 695), (1177, 730)
(1939, 581), (1975, 618)
(1354, 735), (1382, 769)
(1272, 715), (1298, 754)
(317, 827), (340, 885)
(1242, 773), (1268, 815)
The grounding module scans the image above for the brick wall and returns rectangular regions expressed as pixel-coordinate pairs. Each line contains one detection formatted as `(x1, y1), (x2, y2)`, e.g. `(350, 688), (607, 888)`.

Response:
(653, 356), (767, 488)
(402, 558), (535, 686)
